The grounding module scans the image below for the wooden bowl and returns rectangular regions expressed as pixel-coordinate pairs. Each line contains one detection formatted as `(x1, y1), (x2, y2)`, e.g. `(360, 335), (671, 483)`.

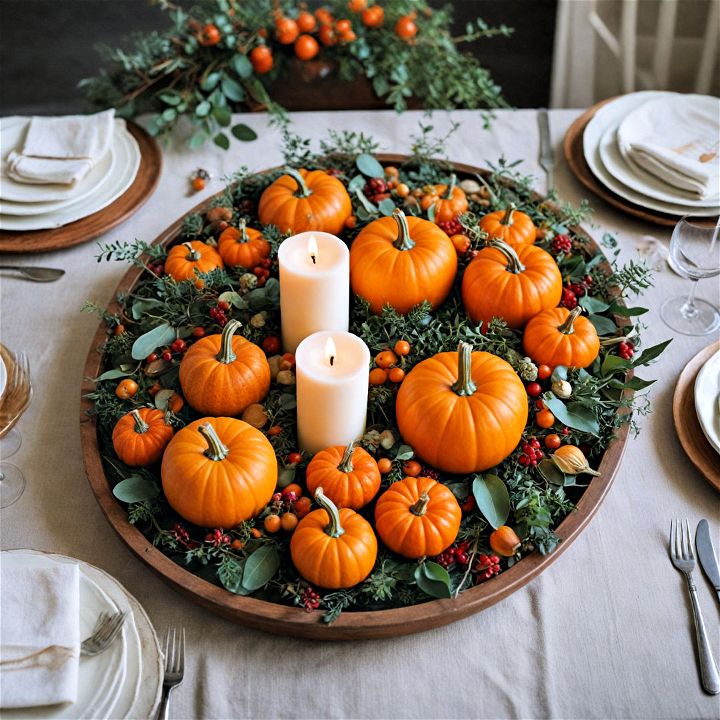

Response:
(80, 156), (631, 640)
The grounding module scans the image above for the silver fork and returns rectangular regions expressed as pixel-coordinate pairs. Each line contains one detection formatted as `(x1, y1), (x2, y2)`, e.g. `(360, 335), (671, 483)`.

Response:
(81, 611), (126, 657)
(669, 519), (720, 694)
(157, 627), (185, 720)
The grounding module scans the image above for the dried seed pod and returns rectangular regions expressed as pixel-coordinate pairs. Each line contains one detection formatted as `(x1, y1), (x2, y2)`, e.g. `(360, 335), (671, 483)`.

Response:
(276, 370), (296, 385)
(551, 445), (600, 476)
(206, 206), (233, 223)
(459, 179), (482, 194)
(267, 355), (283, 380)
(379, 429), (396, 450)
(241, 403), (268, 428)
(551, 380), (572, 399)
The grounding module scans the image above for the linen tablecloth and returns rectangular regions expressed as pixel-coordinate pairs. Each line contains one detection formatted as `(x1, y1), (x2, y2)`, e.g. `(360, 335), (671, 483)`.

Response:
(1, 109), (719, 719)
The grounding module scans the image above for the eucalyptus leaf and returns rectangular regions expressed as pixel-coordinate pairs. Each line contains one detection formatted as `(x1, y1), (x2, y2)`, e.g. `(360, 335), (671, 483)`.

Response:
(279, 393), (297, 410)
(188, 131), (207, 150)
(608, 302), (648, 317)
(414, 562), (452, 599)
(609, 376), (656, 391)
(195, 101), (211, 118)
(348, 174), (366, 193)
(200, 72), (221, 91)
(218, 291), (247, 309)
(93, 368), (132, 382)
(472, 474), (510, 529)
(214, 132), (230, 150)
(113, 475), (159, 503)
(633, 339), (672, 367)
(537, 459), (565, 487)
(246, 287), (267, 310)
(542, 396), (600, 436)
(242, 545), (280, 591)
(221, 76), (245, 102)
(158, 91), (181, 106)
(131, 323), (175, 360)
(218, 558), (247, 594)
(356, 153), (385, 178)
(231, 123), (257, 142)
(395, 445), (414, 461)
(601, 354), (632, 377)
(231, 54), (253, 79)
(213, 106), (232, 127)
(154, 388), (175, 410)
(551, 365), (568, 382)
(378, 198), (396, 216)
(131, 297), (164, 320)
(264, 278), (280, 308)
(589, 313), (618, 336)
(579, 296), (610, 314)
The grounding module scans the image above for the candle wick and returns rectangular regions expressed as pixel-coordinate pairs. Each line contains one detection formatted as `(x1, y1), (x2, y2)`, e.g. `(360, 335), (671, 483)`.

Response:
(329, 355), (334, 367)
(311, 254), (316, 265)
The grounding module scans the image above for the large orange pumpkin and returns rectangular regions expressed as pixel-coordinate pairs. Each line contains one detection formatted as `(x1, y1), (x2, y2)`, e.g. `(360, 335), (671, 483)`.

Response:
(461, 238), (562, 329)
(217, 221), (270, 269)
(350, 209), (457, 314)
(165, 241), (224, 282)
(112, 408), (174, 467)
(161, 417), (277, 528)
(179, 320), (271, 416)
(374, 476), (461, 558)
(479, 204), (536, 245)
(396, 342), (528, 473)
(305, 442), (381, 510)
(420, 175), (468, 223)
(290, 487), (377, 589)
(258, 168), (352, 235)
(523, 306), (600, 369)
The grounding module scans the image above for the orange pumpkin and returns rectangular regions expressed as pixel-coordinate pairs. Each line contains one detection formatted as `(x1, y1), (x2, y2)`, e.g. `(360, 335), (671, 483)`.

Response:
(179, 320), (271, 416)
(350, 209), (457, 314)
(374, 476), (461, 558)
(523, 306), (600, 369)
(161, 417), (277, 528)
(306, 442), (381, 510)
(396, 342), (528, 473)
(258, 168), (352, 235)
(165, 241), (224, 282)
(290, 487), (377, 589)
(461, 238), (562, 329)
(112, 408), (173, 466)
(217, 221), (270, 269)
(479, 204), (536, 245)
(420, 175), (468, 223)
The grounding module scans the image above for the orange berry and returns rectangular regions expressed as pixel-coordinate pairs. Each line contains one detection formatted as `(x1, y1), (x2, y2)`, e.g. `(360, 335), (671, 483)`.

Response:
(403, 460), (422, 477)
(377, 457), (393, 474)
(347, 0), (367, 11)
(148, 382), (162, 397)
(191, 176), (206, 191)
(315, 8), (334, 25)
(275, 17), (299, 44)
(199, 24), (221, 46)
(283, 483), (303, 498)
(281, 512), (299, 532)
(249, 45), (273, 75)
(296, 11), (317, 32)
(340, 29), (356, 42)
(231, 539), (244, 550)
(388, 367), (405, 383)
(267, 425), (282, 436)
(544, 433), (562, 450)
(336, 18), (352, 34)
(375, 349), (398, 368)
(395, 182), (410, 198)
(537, 364), (552, 380)
(168, 393), (184, 414)
(451, 234), (471, 255)
(394, 339), (410, 356)
(395, 15), (417, 39)
(362, 5), (384, 27)
(345, 215), (357, 229)
(318, 23), (337, 46)
(369, 367), (388, 385)
(535, 409), (555, 429)
(115, 379), (138, 400)
(384, 165), (399, 177)
(294, 496), (312, 518)
(294, 33), (320, 60)
(250, 527), (263, 539)
(264, 514), (281, 533)
(113, 324), (125, 336)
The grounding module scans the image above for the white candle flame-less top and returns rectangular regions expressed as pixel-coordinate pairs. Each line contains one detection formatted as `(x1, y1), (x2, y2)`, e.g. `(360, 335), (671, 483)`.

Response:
(277, 231), (349, 354)
(295, 331), (370, 454)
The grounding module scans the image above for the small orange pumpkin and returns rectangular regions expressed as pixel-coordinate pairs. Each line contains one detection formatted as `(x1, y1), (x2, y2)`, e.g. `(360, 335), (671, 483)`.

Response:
(258, 167), (352, 235)
(179, 320), (271, 416)
(479, 204), (536, 245)
(290, 487), (377, 589)
(350, 209), (457, 314)
(112, 408), (173, 466)
(165, 241), (224, 282)
(217, 221), (270, 269)
(306, 442), (381, 510)
(523, 306), (600, 369)
(161, 417), (277, 528)
(374, 476), (461, 558)
(461, 238), (562, 329)
(420, 175), (468, 223)
(396, 342), (528, 473)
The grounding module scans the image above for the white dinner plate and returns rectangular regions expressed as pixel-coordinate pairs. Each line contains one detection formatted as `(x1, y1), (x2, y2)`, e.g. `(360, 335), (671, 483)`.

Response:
(0, 351), (6, 398)
(0, 117), (115, 204)
(0, 123), (140, 231)
(694, 350), (720, 457)
(583, 92), (720, 217)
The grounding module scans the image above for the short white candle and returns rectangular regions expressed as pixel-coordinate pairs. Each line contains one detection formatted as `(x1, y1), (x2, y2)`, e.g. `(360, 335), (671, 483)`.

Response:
(295, 331), (370, 454)
(278, 231), (349, 354)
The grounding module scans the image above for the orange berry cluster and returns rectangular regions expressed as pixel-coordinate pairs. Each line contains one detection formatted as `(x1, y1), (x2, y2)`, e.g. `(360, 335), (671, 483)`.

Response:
(369, 339), (410, 386)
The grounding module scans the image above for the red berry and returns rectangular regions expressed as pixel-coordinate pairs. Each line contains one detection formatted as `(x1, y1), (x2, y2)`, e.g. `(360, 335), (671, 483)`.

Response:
(217, 301), (230, 312)
(192, 327), (206, 338)
(584, 275), (593, 286)
(561, 288), (578, 309)
(262, 336), (281, 354)
(171, 339), (186, 353)
(518, 454), (531, 466)
(438, 218), (463, 236)
(569, 282), (587, 298)
(260, 258), (272, 269)
(530, 438), (541, 449)
(287, 452), (302, 464)
(455, 552), (469, 565)
(147, 352), (158, 363)
(162, 351), (172, 361)
(552, 234), (572, 254)
(526, 382), (542, 397)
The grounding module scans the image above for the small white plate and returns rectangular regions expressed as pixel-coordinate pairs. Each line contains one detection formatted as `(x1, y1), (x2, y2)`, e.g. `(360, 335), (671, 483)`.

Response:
(694, 350), (720, 457)
(0, 118), (115, 205)
(0, 351), (6, 397)
(0, 123), (140, 231)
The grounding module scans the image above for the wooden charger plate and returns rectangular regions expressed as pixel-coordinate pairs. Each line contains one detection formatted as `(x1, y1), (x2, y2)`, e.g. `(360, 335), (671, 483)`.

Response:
(672, 341), (720, 492)
(0, 122), (162, 255)
(563, 97), (718, 228)
(80, 156), (631, 640)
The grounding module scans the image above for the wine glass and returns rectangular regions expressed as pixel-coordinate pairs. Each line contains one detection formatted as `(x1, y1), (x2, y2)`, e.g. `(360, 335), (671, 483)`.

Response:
(660, 217), (720, 335)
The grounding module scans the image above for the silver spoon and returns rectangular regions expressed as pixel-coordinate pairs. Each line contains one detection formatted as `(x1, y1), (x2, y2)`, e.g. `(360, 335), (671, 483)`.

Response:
(0, 266), (65, 282)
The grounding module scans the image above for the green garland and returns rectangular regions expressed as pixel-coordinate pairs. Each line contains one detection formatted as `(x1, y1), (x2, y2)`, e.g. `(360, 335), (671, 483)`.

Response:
(84, 124), (668, 622)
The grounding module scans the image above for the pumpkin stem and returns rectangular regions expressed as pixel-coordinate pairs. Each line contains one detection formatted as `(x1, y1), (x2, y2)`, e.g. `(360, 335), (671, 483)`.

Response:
(314, 487), (345, 538)
(392, 209), (415, 251)
(487, 237), (526, 274)
(501, 203), (516, 226)
(451, 342), (477, 396)
(337, 442), (355, 473)
(285, 167), (312, 199)
(217, 319), (243, 364)
(198, 422), (230, 462)
(558, 306), (582, 335)
(410, 491), (430, 516)
(238, 219), (249, 243)
(183, 242), (201, 262)
(131, 409), (148, 434)
(443, 174), (457, 200)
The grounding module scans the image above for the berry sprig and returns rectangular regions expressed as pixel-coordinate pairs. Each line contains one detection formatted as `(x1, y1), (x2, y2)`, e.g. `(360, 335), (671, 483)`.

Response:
(617, 341), (634, 360)
(518, 438), (544, 467)
(474, 554), (501, 582)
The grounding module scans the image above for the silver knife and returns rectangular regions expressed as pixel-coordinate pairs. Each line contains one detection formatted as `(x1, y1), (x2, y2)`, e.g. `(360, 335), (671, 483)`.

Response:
(537, 108), (554, 193)
(696, 519), (720, 605)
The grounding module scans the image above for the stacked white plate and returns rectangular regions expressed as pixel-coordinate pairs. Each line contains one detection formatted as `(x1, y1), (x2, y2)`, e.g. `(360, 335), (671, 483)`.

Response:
(2, 550), (163, 719)
(583, 92), (720, 217)
(0, 117), (141, 231)
(694, 349), (720, 457)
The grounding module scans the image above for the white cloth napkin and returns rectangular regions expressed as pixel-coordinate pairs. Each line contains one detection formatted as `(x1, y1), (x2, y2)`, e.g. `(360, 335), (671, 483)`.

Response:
(617, 95), (720, 199)
(0, 563), (80, 708)
(5, 109), (115, 186)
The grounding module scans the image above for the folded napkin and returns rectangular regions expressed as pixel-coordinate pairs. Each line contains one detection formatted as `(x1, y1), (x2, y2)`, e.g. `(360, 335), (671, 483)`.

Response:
(617, 95), (720, 200)
(6, 109), (115, 186)
(0, 563), (80, 708)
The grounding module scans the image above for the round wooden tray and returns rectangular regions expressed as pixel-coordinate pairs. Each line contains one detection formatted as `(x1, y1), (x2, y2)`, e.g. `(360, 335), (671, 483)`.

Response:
(563, 97), (718, 228)
(0, 122), (162, 255)
(672, 340), (720, 492)
(80, 156), (631, 640)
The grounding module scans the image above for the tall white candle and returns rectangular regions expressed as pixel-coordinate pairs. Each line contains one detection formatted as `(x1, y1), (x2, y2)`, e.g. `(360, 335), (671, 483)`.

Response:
(278, 231), (349, 354)
(295, 331), (370, 454)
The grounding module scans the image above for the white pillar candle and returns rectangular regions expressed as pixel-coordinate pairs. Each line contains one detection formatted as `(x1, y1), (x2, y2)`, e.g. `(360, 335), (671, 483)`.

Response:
(278, 231), (349, 354)
(295, 331), (370, 454)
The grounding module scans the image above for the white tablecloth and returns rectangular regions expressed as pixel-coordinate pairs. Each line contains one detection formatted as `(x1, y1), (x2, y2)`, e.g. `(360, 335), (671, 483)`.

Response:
(1, 109), (719, 719)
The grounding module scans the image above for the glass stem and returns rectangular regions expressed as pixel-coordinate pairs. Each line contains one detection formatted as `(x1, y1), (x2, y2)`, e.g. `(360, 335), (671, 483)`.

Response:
(682, 280), (700, 318)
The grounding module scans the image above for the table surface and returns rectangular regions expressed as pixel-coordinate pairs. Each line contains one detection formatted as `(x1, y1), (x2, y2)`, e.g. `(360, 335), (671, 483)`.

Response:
(1, 108), (719, 720)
